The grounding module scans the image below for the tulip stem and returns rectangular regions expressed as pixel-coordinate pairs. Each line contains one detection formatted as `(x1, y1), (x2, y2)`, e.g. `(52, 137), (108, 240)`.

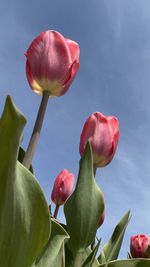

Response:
(53, 204), (60, 219)
(22, 90), (50, 169)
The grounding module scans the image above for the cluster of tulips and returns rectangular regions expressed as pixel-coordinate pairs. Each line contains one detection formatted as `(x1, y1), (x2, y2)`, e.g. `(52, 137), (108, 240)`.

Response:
(0, 30), (150, 267)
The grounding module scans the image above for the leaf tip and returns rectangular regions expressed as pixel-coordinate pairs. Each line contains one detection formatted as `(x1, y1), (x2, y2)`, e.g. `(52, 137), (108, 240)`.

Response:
(5, 95), (27, 126)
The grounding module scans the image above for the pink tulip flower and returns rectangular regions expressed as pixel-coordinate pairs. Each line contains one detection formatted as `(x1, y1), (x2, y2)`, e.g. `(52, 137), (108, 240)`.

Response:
(130, 234), (150, 258)
(25, 30), (80, 96)
(51, 169), (74, 205)
(79, 112), (119, 168)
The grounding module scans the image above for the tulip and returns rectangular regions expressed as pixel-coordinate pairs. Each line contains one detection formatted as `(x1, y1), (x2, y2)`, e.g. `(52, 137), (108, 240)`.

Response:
(130, 234), (150, 258)
(51, 169), (74, 206)
(79, 112), (119, 168)
(25, 30), (80, 97)
(23, 31), (80, 169)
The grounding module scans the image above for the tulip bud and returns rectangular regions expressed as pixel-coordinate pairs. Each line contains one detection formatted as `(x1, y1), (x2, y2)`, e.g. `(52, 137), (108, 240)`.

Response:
(25, 30), (80, 96)
(51, 169), (74, 205)
(130, 234), (150, 258)
(79, 112), (119, 168)
(98, 208), (105, 228)
(97, 193), (105, 228)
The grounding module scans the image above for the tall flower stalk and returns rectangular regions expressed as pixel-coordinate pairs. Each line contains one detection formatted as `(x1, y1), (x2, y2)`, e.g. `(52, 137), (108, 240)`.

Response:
(22, 90), (49, 168)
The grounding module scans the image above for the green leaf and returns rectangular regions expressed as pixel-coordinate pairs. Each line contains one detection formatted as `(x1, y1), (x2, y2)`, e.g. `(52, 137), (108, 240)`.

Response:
(98, 259), (150, 267)
(32, 219), (69, 267)
(81, 239), (101, 267)
(65, 243), (74, 267)
(98, 211), (130, 264)
(0, 96), (51, 267)
(64, 142), (104, 253)
(65, 245), (99, 267)
(18, 147), (34, 173)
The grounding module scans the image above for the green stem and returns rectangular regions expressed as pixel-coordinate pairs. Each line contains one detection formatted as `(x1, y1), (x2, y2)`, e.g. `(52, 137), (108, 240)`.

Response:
(53, 204), (60, 219)
(22, 90), (50, 169)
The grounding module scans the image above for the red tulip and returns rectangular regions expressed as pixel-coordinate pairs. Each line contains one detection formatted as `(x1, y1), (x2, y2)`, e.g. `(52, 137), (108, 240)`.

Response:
(51, 169), (74, 205)
(130, 234), (150, 258)
(25, 30), (80, 96)
(79, 112), (119, 168)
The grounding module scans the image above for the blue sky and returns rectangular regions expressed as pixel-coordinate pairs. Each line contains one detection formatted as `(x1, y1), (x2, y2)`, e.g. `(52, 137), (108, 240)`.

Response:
(0, 0), (150, 259)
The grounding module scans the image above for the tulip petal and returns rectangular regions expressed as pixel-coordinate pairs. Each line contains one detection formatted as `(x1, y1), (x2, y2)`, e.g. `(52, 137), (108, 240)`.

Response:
(66, 38), (80, 62)
(61, 61), (80, 96)
(26, 31), (71, 80)
(79, 115), (97, 156)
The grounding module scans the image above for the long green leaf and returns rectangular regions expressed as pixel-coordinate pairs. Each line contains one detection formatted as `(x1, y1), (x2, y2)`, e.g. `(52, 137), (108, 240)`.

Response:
(81, 240), (101, 267)
(32, 219), (69, 267)
(98, 259), (150, 267)
(65, 245), (99, 267)
(0, 96), (51, 267)
(98, 211), (130, 264)
(64, 142), (104, 254)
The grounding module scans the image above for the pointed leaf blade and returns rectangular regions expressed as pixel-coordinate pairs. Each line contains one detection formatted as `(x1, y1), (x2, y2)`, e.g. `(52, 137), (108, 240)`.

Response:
(64, 142), (104, 253)
(0, 96), (51, 267)
(98, 210), (130, 264)
(32, 219), (69, 267)
(81, 240), (101, 267)
(65, 245), (99, 267)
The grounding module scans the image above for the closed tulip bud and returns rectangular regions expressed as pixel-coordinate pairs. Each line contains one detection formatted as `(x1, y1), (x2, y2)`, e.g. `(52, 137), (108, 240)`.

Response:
(97, 193), (105, 228)
(98, 208), (105, 228)
(130, 234), (150, 258)
(79, 112), (119, 168)
(25, 30), (80, 96)
(51, 169), (74, 205)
